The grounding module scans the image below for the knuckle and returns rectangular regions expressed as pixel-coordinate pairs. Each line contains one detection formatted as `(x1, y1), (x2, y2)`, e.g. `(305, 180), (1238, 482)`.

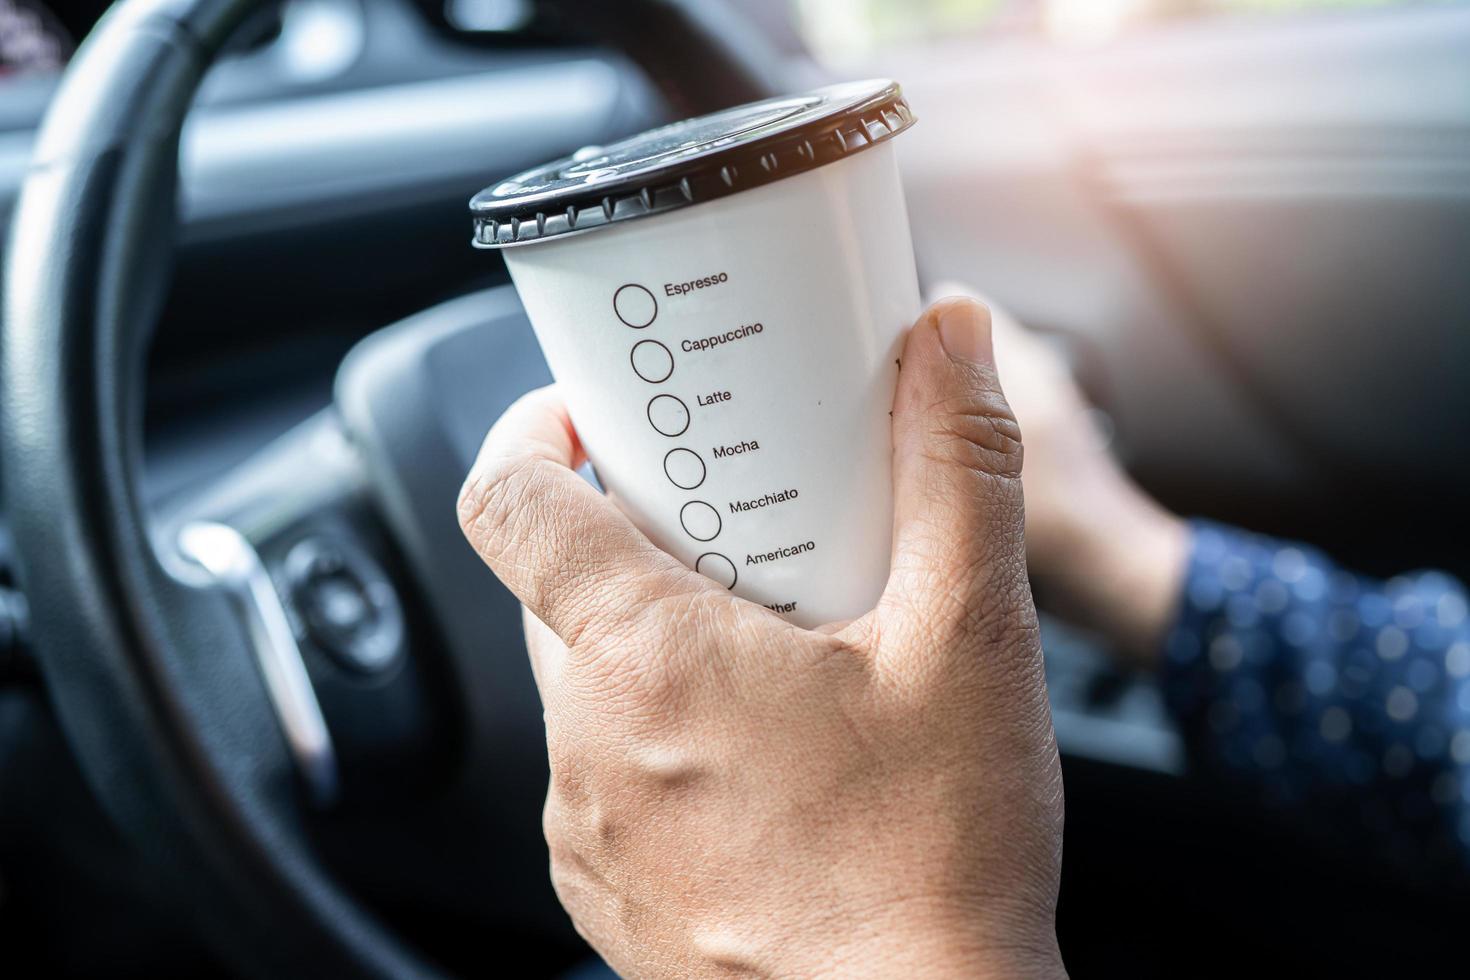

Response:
(543, 804), (584, 901)
(541, 793), (565, 846)
(926, 388), (1025, 481)
(547, 750), (591, 808)
(546, 844), (593, 922)
(546, 849), (575, 900)
(544, 796), (630, 945)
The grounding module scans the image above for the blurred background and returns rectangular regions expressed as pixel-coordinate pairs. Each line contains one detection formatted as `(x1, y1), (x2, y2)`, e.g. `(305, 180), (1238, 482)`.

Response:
(2, 0), (1468, 977)
(796, 0), (1458, 52)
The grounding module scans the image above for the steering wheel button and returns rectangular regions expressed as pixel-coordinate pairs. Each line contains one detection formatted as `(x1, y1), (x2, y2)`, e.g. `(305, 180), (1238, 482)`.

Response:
(284, 537), (405, 675)
(313, 578), (370, 629)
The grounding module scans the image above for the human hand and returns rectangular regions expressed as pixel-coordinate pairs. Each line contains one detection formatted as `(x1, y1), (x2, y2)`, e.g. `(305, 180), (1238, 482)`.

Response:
(458, 299), (1066, 979)
(928, 283), (1190, 668)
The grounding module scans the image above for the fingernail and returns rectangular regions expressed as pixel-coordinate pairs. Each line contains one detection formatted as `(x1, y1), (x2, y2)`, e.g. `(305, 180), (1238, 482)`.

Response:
(937, 301), (993, 364)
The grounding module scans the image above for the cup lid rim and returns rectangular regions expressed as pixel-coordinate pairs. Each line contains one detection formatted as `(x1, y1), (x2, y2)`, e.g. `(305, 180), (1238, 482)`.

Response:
(468, 78), (915, 249)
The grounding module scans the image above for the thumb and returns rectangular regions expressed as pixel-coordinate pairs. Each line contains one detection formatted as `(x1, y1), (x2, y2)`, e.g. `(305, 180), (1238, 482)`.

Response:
(881, 297), (1030, 638)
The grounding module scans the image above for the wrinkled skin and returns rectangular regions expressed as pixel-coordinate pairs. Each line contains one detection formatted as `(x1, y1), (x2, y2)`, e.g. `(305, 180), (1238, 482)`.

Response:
(459, 299), (1067, 979)
(931, 282), (1190, 667)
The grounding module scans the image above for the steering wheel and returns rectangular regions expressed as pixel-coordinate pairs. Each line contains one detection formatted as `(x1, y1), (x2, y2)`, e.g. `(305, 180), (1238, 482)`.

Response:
(0, 0), (784, 975)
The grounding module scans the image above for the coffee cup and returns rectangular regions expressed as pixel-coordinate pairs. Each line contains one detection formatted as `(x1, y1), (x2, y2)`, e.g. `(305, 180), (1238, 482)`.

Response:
(470, 80), (919, 627)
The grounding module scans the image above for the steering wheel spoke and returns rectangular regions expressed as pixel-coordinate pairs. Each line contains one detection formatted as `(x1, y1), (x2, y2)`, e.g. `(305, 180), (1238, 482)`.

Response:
(178, 519), (340, 807)
(164, 411), (459, 810)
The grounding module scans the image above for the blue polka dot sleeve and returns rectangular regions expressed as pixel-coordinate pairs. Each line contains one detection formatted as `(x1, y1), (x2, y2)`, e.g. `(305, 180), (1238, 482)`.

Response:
(1161, 521), (1470, 868)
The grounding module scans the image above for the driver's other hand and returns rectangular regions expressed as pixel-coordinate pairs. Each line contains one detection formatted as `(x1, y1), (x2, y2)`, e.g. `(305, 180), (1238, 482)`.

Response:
(928, 282), (1190, 669)
(458, 298), (1066, 980)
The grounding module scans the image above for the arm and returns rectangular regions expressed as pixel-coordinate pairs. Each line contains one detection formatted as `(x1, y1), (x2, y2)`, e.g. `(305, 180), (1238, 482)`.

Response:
(1159, 521), (1470, 867)
(973, 285), (1470, 867)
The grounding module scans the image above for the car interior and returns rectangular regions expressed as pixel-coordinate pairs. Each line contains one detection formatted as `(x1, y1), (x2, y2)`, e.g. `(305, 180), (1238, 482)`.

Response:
(1, 0), (1467, 976)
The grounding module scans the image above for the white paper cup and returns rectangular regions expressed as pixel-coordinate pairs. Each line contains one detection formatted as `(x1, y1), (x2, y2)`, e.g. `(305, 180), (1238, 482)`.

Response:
(472, 81), (919, 627)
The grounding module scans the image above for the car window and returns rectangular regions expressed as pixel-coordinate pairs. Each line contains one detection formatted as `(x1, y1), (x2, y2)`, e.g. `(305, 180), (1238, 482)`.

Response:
(791, 0), (1468, 60)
